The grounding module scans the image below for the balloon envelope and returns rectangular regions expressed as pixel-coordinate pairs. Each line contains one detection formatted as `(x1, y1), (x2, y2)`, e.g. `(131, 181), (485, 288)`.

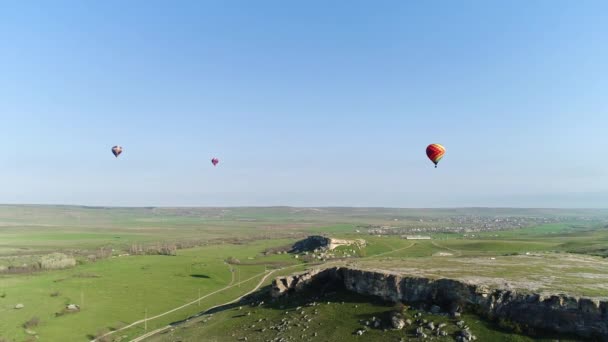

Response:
(426, 144), (445, 167)
(112, 146), (123, 158)
(211, 158), (219, 166)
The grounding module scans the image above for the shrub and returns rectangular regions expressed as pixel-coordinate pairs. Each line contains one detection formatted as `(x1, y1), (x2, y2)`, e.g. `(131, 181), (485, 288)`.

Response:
(498, 318), (523, 334)
(95, 328), (111, 342)
(226, 256), (241, 265)
(50, 291), (60, 297)
(23, 317), (40, 329)
(38, 253), (76, 270)
(393, 302), (406, 314)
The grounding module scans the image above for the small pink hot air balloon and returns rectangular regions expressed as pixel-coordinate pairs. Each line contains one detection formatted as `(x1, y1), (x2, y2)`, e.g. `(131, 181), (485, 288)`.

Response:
(211, 158), (219, 166)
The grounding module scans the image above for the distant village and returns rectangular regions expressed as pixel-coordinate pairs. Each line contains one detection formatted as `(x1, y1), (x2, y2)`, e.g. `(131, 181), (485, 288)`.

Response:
(362, 215), (601, 235)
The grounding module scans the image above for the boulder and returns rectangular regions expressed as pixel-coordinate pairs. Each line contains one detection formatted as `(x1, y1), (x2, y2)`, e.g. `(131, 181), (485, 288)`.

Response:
(461, 328), (476, 341)
(390, 311), (406, 330)
(66, 304), (80, 311)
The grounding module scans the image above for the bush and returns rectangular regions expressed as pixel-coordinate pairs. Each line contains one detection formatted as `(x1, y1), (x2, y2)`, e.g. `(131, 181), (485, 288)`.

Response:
(498, 318), (523, 334)
(50, 291), (60, 297)
(0, 292), (5, 298)
(226, 256), (241, 265)
(38, 253), (76, 270)
(23, 317), (40, 329)
(95, 328), (111, 342)
(393, 302), (407, 314)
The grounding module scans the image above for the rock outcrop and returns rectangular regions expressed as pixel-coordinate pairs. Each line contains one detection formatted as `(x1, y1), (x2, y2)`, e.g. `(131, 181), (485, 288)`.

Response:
(291, 236), (366, 252)
(272, 267), (608, 340)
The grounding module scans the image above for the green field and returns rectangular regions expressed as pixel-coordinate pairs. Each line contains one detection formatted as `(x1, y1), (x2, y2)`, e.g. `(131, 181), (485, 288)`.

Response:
(0, 206), (607, 341)
(0, 239), (303, 341)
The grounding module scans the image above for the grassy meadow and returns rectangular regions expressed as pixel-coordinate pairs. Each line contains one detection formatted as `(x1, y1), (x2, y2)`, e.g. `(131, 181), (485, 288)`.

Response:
(0, 206), (607, 341)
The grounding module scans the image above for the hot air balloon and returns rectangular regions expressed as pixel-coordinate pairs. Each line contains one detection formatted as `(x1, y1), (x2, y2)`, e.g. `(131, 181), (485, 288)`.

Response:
(111, 145), (123, 158)
(211, 158), (219, 166)
(426, 144), (445, 168)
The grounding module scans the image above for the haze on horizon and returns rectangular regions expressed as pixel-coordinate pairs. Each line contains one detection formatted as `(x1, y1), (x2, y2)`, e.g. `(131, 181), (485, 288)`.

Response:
(1, 1), (607, 208)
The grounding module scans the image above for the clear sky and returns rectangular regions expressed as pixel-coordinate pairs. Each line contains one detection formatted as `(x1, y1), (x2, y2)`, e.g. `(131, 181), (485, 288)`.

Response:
(1, 1), (607, 207)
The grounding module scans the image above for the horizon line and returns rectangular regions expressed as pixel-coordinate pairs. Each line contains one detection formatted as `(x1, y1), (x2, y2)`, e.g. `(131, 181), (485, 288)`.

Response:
(1, 203), (607, 210)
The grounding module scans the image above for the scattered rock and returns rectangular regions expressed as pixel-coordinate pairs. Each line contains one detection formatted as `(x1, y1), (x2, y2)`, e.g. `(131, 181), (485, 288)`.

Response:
(15, 303), (24, 309)
(416, 327), (427, 338)
(390, 312), (406, 330)
(456, 320), (466, 328)
(355, 328), (366, 336)
(438, 323), (447, 329)
(427, 321), (435, 330)
(461, 328), (476, 341)
(66, 304), (80, 311)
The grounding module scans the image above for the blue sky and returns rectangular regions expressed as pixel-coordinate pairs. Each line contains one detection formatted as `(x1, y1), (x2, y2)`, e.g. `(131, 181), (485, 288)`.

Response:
(1, 1), (607, 207)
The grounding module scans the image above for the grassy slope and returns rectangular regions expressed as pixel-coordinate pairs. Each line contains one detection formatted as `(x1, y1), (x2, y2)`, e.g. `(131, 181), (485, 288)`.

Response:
(153, 290), (577, 342)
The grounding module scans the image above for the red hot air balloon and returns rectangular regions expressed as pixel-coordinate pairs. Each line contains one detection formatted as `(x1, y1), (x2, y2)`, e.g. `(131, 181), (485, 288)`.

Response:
(426, 144), (445, 168)
(211, 158), (219, 166)
(112, 145), (123, 158)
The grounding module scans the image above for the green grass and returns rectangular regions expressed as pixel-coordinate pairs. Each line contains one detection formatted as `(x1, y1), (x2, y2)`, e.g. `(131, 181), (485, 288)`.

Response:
(0, 240), (301, 341)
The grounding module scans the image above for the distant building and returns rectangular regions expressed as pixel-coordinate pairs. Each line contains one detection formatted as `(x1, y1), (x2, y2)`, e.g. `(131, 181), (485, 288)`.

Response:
(402, 235), (431, 240)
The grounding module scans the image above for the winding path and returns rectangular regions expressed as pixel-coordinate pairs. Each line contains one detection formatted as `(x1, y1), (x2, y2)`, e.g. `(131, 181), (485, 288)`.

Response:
(129, 264), (301, 342)
(92, 264), (252, 342)
(430, 240), (463, 256)
(99, 240), (416, 342)
(367, 242), (415, 258)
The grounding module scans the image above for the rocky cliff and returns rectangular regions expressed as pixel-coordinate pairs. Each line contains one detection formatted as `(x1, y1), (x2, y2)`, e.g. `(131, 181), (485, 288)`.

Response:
(272, 267), (608, 340)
